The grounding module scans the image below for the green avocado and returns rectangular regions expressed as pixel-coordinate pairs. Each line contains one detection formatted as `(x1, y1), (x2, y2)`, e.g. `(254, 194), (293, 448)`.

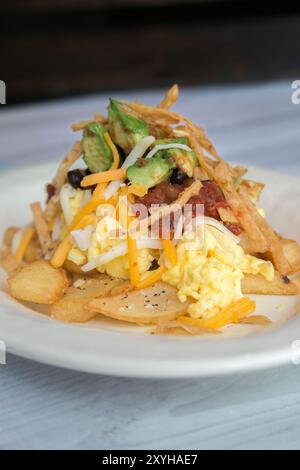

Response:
(108, 99), (150, 154)
(82, 122), (113, 173)
(126, 154), (176, 189)
(152, 138), (198, 177)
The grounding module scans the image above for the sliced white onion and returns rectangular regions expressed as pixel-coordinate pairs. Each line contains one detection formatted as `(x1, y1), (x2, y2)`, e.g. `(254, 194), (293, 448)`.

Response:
(81, 189), (92, 206)
(82, 238), (162, 272)
(145, 143), (193, 160)
(59, 184), (74, 226)
(103, 135), (155, 200)
(194, 216), (240, 243)
(71, 225), (94, 251)
(11, 229), (23, 255)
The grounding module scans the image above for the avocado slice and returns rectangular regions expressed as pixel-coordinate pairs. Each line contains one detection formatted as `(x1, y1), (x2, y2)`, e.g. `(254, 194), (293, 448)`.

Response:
(127, 153), (176, 189)
(108, 99), (150, 154)
(152, 138), (198, 177)
(82, 123), (113, 173)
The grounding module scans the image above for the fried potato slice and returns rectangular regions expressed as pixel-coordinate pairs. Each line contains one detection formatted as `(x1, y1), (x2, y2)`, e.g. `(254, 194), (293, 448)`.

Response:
(242, 271), (299, 296)
(155, 319), (220, 336)
(87, 281), (189, 324)
(8, 260), (68, 304)
(50, 276), (124, 322)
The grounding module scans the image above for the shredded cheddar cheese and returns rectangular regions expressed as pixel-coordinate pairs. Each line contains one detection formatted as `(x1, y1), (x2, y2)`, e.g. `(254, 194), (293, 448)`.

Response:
(81, 168), (126, 188)
(104, 131), (120, 169)
(135, 265), (166, 290)
(162, 239), (176, 266)
(128, 184), (148, 197)
(14, 226), (34, 262)
(51, 214), (96, 268)
(51, 235), (72, 268)
(178, 298), (256, 330)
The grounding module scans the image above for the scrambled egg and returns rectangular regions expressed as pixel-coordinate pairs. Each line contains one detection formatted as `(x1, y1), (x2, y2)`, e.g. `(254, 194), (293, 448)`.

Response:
(162, 225), (274, 319)
(88, 216), (154, 279)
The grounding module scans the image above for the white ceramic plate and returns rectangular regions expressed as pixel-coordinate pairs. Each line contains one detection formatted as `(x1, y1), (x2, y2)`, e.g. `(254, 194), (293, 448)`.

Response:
(0, 163), (300, 378)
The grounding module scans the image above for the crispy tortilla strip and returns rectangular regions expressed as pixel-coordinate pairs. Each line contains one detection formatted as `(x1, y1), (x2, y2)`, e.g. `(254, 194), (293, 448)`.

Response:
(139, 180), (202, 232)
(129, 102), (181, 126)
(24, 237), (42, 263)
(238, 185), (293, 274)
(241, 180), (264, 204)
(188, 132), (217, 179)
(271, 239), (300, 275)
(8, 260), (68, 304)
(30, 202), (52, 255)
(50, 276), (123, 322)
(0, 246), (23, 274)
(185, 121), (219, 159)
(44, 194), (60, 224)
(159, 84), (179, 110)
(54, 141), (82, 190)
(193, 166), (209, 181)
(242, 271), (299, 295)
(2, 226), (19, 247)
(217, 206), (238, 224)
(238, 315), (272, 326)
(87, 281), (189, 324)
(232, 166), (248, 178)
(71, 113), (107, 131)
(214, 161), (268, 253)
(134, 180), (202, 236)
(129, 99), (219, 158)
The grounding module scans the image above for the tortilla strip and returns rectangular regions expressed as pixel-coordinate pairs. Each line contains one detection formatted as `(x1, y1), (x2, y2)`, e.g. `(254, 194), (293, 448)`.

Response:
(239, 186), (291, 274)
(44, 194), (60, 224)
(213, 161), (268, 253)
(71, 113), (107, 131)
(54, 140), (82, 190)
(30, 202), (52, 256)
(159, 84), (179, 110)
(188, 132), (216, 179)
(135, 180), (202, 234)
(128, 101), (218, 156)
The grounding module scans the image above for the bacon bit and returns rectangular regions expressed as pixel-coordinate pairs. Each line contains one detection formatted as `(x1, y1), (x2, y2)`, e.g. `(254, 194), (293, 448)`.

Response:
(224, 222), (242, 236)
(46, 183), (56, 203)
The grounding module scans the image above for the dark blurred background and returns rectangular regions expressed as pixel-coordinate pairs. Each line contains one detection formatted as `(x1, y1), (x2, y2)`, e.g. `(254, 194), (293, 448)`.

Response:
(1, 0), (300, 105)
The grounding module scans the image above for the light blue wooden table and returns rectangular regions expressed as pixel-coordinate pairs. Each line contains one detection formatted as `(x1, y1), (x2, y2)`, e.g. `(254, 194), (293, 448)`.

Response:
(0, 81), (300, 450)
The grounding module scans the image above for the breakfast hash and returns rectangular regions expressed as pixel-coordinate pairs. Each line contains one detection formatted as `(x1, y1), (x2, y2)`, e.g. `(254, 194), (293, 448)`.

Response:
(1, 84), (299, 335)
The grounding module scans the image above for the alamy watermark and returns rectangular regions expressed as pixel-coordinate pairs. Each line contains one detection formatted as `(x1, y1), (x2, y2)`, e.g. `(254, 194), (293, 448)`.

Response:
(0, 80), (6, 104)
(291, 80), (300, 105)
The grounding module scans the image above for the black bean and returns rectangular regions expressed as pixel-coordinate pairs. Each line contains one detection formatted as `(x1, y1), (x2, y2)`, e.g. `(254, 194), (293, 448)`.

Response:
(170, 168), (187, 185)
(67, 169), (89, 189)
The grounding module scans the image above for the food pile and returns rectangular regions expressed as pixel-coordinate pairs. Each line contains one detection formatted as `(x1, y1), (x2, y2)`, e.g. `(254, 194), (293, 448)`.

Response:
(1, 85), (299, 335)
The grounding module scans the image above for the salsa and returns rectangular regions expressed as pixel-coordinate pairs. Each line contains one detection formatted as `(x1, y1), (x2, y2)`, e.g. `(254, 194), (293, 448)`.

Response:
(136, 179), (241, 236)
